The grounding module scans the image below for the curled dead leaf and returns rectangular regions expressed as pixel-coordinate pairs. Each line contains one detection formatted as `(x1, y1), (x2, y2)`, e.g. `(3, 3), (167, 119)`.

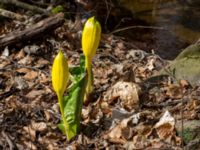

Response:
(105, 124), (126, 144)
(104, 81), (141, 111)
(154, 110), (175, 143)
(31, 121), (47, 132)
(105, 113), (140, 144)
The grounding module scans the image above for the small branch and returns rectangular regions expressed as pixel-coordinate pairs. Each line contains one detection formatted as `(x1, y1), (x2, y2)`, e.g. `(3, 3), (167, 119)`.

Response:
(2, 131), (17, 150)
(0, 8), (25, 21)
(0, 13), (65, 48)
(142, 99), (188, 108)
(110, 25), (166, 34)
(0, 0), (49, 15)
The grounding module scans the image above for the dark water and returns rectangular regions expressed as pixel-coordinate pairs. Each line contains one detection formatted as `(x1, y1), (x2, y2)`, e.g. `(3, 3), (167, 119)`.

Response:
(114, 0), (200, 60)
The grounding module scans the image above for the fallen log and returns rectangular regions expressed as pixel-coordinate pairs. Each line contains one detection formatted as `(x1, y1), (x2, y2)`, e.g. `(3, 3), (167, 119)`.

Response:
(0, 13), (64, 48)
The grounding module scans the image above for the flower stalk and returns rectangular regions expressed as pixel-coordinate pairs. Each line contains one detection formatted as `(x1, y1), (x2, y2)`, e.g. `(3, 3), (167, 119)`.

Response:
(82, 16), (101, 99)
(52, 50), (70, 139)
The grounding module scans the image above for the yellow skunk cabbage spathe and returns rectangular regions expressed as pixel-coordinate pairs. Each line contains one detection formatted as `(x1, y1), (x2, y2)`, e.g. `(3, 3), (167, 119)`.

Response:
(82, 16), (101, 96)
(82, 16), (101, 58)
(52, 50), (69, 96)
(52, 50), (70, 138)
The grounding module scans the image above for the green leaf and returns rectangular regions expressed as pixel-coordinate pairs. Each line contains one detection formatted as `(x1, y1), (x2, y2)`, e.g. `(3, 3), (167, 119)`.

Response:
(57, 120), (65, 134)
(51, 5), (64, 14)
(61, 73), (87, 140)
(69, 54), (86, 83)
(80, 54), (86, 72)
(57, 54), (88, 140)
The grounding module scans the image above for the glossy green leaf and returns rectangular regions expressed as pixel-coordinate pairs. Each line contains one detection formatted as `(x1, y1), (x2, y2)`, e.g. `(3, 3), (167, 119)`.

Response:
(51, 5), (64, 14)
(57, 54), (87, 140)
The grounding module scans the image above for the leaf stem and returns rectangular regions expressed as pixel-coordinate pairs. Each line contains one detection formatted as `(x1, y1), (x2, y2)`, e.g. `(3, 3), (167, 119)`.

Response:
(85, 57), (93, 94)
(57, 93), (70, 140)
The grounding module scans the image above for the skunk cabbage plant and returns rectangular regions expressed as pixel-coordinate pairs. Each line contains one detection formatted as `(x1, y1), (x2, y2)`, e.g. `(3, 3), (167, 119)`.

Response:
(52, 50), (70, 139)
(52, 50), (87, 141)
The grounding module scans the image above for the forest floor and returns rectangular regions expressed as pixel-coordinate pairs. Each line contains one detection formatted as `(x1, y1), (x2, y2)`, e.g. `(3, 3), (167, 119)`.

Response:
(1, 1), (200, 150)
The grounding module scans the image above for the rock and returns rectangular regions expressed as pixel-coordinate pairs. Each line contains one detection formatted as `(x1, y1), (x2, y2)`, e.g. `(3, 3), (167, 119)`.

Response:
(160, 44), (200, 86)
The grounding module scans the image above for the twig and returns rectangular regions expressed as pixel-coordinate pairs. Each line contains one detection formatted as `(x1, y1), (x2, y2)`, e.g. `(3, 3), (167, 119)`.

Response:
(104, 0), (112, 30)
(181, 96), (184, 148)
(0, 0), (49, 15)
(0, 8), (25, 21)
(143, 99), (188, 108)
(110, 25), (166, 34)
(2, 131), (17, 150)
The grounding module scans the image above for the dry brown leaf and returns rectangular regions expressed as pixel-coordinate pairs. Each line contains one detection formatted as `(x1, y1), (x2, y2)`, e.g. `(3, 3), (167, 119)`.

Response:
(31, 121), (47, 132)
(154, 110), (175, 143)
(0, 58), (10, 68)
(187, 100), (199, 111)
(23, 126), (36, 140)
(175, 136), (182, 146)
(26, 90), (44, 99)
(82, 107), (90, 121)
(38, 132), (61, 147)
(14, 49), (25, 60)
(165, 84), (183, 99)
(107, 125), (122, 139)
(36, 58), (49, 68)
(44, 110), (51, 121)
(123, 141), (136, 150)
(105, 124), (127, 144)
(179, 79), (189, 87)
(40, 73), (50, 83)
(146, 139), (165, 149)
(14, 77), (29, 90)
(136, 124), (152, 138)
(105, 113), (140, 144)
(105, 121), (127, 144)
(133, 134), (149, 149)
(23, 121), (47, 143)
(18, 55), (33, 65)
(24, 70), (38, 80)
(23, 141), (37, 150)
(16, 68), (31, 74)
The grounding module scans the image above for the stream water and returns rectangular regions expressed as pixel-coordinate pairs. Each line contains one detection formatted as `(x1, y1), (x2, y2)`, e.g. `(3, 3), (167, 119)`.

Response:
(114, 0), (200, 59)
